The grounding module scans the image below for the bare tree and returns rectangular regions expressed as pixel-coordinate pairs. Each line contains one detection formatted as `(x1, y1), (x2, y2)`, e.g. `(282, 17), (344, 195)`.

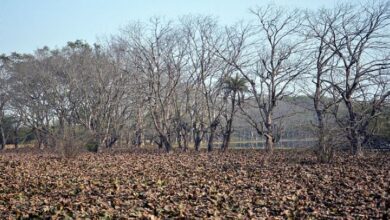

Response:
(181, 15), (227, 151)
(304, 8), (342, 162)
(219, 6), (308, 153)
(0, 55), (11, 150)
(249, 6), (309, 152)
(322, 2), (390, 155)
(121, 18), (188, 152)
(1, 4), (388, 157)
(64, 41), (133, 151)
(7, 50), (57, 149)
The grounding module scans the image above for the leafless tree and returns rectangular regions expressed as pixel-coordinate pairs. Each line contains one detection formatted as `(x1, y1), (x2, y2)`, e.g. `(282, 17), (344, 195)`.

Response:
(64, 41), (133, 151)
(219, 6), (309, 153)
(7, 50), (56, 149)
(181, 15), (227, 151)
(121, 18), (188, 152)
(304, 8), (343, 162)
(1, 3), (388, 156)
(0, 55), (11, 150)
(321, 2), (390, 155)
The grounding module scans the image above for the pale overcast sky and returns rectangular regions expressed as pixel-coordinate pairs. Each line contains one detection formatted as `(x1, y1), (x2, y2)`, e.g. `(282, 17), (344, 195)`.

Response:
(0, 0), (339, 54)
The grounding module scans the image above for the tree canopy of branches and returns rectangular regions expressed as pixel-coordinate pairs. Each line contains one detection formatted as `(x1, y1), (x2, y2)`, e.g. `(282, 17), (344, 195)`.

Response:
(0, 1), (389, 159)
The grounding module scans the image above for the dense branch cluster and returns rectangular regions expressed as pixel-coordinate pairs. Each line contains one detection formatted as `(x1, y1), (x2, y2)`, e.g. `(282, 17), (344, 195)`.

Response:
(0, 2), (389, 160)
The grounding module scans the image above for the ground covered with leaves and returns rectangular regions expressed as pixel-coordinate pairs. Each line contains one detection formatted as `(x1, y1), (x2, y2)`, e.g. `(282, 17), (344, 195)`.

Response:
(0, 149), (389, 219)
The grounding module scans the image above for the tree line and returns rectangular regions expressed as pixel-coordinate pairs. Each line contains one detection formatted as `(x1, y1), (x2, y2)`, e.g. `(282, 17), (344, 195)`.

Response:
(0, 2), (389, 161)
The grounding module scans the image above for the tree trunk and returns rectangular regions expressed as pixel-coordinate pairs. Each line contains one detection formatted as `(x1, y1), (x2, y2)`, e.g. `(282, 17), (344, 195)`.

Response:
(155, 136), (163, 149)
(350, 128), (363, 156)
(97, 134), (117, 152)
(134, 128), (143, 148)
(135, 109), (144, 147)
(161, 135), (172, 152)
(13, 122), (20, 149)
(207, 124), (217, 152)
(106, 135), (118, 148)
(222, 93), (236, 152)
(265, 133), (274, 152)
(193, 129), (202, 151)
(35, 128), (47, 149)
(345, 98), (363, 156)
(222, 118), (233, 151)
(315, 112), (333, 162)
(313, 76), (332, 162)
(264, 113), (274, 152)
(177, 133), (183, 150)
(0, 125), (5, 150)
(183, 133), (188, 152)
(222, 129), (232, 151)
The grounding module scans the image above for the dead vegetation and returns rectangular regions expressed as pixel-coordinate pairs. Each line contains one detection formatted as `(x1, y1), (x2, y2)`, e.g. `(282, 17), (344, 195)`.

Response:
(0, 149), (388, 219)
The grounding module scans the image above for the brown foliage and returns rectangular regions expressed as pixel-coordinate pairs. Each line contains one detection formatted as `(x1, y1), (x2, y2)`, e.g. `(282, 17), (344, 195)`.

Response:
(0, 150), (389, 219)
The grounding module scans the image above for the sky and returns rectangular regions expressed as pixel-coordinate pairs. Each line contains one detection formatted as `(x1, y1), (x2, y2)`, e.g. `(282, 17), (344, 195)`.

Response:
(0, 0), (338, 54)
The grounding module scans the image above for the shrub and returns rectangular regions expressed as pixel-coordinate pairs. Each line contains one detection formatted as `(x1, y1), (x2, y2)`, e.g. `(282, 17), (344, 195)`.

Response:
(85, 140), (99, 153)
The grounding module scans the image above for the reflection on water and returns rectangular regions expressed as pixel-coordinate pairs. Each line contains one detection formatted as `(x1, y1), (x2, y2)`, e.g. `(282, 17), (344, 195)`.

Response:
(230, 139), (317, 149)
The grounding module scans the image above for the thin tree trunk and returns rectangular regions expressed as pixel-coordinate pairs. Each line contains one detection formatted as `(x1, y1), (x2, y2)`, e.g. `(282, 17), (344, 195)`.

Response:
(222, 94), (236, 151)
(135, 129), (143, 148)
(222, 118), (234, 151)
(264, 113), (274, 152)
(13, 125), (19, 149)
(183, 133), (188, 151)
(0, 125), (5, 150)
(207, 123), (217, 152)
(135, 109), (144, 147)
(177, 133), (183, 150)
(222, 128), (232, 151)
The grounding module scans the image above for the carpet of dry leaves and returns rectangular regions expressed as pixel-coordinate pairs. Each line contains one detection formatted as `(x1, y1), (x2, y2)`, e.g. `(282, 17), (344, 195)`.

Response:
(0, 149), (389, 219)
